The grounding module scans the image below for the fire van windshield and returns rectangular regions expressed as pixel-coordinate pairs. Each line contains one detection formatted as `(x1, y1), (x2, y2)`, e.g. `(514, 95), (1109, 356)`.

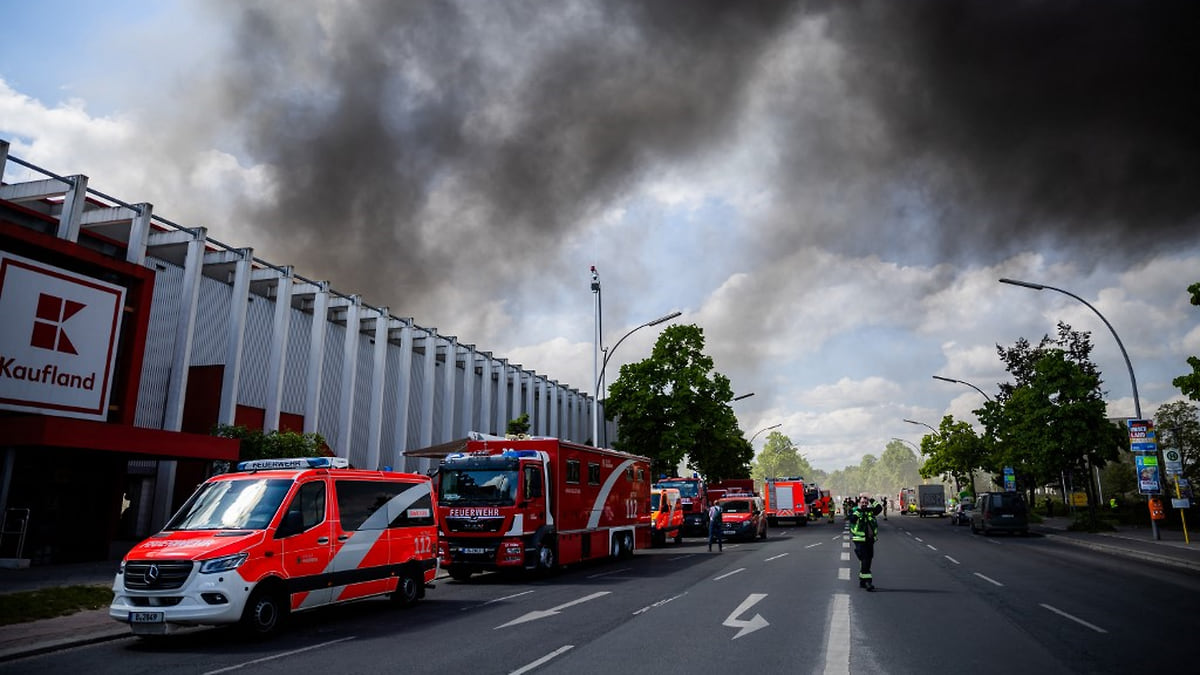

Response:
(655, 480), (699, 498)
(165, 478), (293, 531)
(439, 468), (519, 506)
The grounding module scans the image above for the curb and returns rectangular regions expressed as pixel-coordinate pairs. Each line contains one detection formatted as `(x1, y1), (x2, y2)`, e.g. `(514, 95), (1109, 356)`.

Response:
(1037, 531), (1200, 572)
(0, 627), (128, 663)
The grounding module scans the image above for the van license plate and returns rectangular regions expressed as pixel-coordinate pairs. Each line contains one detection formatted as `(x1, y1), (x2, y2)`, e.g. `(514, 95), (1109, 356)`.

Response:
(129, 611), (164, 624)
(462, 548), (486, 555)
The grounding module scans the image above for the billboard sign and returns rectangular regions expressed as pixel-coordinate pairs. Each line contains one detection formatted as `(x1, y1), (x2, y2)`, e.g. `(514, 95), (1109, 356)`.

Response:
(0, 252), (126, 420)
(1127, 419), (1157, 453)
(1135, 454), (1162, 495)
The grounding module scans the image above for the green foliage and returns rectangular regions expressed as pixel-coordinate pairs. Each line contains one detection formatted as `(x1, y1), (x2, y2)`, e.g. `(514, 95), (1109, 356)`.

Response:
(507, 413), (531, 436)
(822, 440), (921, 498)
(918, 415), (986, 493)
(750, 432), (815, 482)
(212, 424), (328, 462)
(1155, 400), (1200, 489)
(0, 585), (112, 626)
(977, 323), (1127, 504)
(606, 324), (752, 480)
(1173, 282), (1200, 400)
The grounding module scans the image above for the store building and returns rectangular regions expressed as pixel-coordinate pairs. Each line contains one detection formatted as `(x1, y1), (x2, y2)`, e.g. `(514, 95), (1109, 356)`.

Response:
(0, 140), (602, 564)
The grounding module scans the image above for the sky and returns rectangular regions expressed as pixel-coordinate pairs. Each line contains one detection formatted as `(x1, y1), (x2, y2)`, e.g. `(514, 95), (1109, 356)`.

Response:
(2, 0), (1198, 472)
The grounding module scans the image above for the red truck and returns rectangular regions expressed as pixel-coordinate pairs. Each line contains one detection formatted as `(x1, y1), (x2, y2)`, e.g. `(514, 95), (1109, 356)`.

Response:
(653, 475), (711, 536)
(435, 435), (651, 581)
(763, 477), (809, 526)
(707, 478), (756, 502)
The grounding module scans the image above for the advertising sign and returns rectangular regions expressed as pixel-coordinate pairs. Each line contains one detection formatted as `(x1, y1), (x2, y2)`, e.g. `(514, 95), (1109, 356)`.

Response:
(0, 252), (125, 421)
(1135, 454), (1162, 495)
(1003, 466), (1016, 492)
(1127, 419), (1157, 453)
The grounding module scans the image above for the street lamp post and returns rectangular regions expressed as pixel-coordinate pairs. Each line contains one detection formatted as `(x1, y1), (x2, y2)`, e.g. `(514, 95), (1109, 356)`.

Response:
(1000, 277), (1151, 537)
(891, 437), (920, 451)
(591, 266), (601, 446)
(998, 278), (1140, 418)
(594, 310), (683, 447)
(749, 423), (781, 444)
(731, 392), (755, 402)
(932, 375), (993, 402)
(903, 418), (939, 436)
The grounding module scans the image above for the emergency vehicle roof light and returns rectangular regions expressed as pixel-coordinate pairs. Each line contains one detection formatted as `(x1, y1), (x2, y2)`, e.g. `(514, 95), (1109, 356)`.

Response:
(237, 457), (350, 472)
(501, 450), (541, 458)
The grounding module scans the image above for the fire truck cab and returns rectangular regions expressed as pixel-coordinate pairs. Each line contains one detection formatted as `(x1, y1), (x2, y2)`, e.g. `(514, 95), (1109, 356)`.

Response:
(109, 457), (438, 637)
(650, 487), (684, 546)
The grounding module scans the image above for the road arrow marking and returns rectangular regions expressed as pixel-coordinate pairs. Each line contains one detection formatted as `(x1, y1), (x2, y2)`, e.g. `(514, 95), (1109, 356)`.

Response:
(723, 593), (769, 640)
(495, 591), (611, 629)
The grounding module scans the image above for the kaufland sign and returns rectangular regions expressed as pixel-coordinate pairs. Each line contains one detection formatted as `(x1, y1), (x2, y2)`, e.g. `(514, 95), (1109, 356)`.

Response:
(0, 252), (125, 420)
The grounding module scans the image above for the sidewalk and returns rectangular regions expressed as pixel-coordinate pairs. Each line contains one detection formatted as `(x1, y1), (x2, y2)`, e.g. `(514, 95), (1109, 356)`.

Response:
(3, 522), (1199, 662)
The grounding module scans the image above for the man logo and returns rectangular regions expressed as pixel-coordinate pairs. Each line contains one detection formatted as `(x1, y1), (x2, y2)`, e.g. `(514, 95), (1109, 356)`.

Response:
(31, 293), (83, 355)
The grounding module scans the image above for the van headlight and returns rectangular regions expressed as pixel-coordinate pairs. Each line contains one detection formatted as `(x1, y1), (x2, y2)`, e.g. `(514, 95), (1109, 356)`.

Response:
(200, 552), (249, 574)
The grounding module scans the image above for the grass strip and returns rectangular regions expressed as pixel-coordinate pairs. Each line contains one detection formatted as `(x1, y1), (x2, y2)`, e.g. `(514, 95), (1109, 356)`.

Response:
(0, 585), (113, 626)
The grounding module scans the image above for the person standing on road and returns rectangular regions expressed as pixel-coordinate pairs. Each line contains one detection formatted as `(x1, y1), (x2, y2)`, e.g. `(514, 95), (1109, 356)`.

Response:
(848, 495), (883, 591)
(708, 502), (724, 552)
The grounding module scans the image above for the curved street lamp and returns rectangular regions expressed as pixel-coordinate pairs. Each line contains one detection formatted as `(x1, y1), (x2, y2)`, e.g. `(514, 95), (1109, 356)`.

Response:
(903, 418), (939, 436)
(594, 310), (682, 445)
(749, 423), (782, 444)
(891, 437), (920, 451)
(999, 278), (1140, 418)
(932, 375), (993, 402)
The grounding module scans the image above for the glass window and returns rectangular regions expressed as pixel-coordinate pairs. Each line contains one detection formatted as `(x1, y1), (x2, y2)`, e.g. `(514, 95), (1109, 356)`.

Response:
(277, 481), (326, 538)
(566, 459), (581, 484)
(336, 480), (435, 531)
(588, 463), (601, 485)
(166, 478), (293, 531)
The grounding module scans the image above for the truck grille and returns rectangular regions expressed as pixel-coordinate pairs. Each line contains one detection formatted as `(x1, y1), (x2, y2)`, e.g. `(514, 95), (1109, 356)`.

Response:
(123, 560), (194, 590)
(445, 517), (505, 533)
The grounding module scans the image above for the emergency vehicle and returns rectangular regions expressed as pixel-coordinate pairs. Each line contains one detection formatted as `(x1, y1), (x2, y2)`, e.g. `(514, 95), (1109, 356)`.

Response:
(649, 487), (684, 546)
(899, 487), (918, 515)
(706, 478), (756, 502)
(653, 475), (710, 536)
(109, 457), (438, 637)
(435, 434), (651, 580)
(763, 477), (808, 526)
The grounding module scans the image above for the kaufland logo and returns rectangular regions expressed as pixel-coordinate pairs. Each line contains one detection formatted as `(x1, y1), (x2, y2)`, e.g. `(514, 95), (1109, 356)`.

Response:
(32, 293), (83, 354)
(0, 253), (125, 420)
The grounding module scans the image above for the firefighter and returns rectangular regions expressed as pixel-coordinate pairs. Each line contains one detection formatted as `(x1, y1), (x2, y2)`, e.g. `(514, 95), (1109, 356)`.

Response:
(848, 494), (883, 591)
(707, 502), (724, 552)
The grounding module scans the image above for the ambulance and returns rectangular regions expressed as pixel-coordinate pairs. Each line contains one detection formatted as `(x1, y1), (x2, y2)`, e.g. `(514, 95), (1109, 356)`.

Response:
(650, 487), (684, 546)
(109, 457), (438, 637)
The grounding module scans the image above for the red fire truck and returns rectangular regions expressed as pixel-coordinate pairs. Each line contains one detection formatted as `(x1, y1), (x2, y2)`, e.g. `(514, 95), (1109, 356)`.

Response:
(763, 477), (809, 526)
(436, 435), (651, 581)
(653, 475), (711, 536)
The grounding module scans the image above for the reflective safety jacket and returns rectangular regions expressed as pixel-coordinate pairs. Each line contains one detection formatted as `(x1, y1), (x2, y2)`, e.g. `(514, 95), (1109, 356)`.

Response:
(848, 503), (882, 542)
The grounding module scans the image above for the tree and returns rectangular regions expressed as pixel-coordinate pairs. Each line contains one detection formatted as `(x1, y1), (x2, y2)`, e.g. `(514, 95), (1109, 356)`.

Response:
(750, 432), (815, 483)
(1172, 282), (1200, 400)
(1155, 400), (1200, 490)
(605, 324), (752, 480)
(918, 415), (987, 495)
(212, 424), (329, 463)
(977, 323), (1127, 519)
(507, 413), (531, 436)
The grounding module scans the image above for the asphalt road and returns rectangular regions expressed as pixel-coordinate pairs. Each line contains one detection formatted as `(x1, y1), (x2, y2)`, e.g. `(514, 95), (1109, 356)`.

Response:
(9, 516), (1199, 674)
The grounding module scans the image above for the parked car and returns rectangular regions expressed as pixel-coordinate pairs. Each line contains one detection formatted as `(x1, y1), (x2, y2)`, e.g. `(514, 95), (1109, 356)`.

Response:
(716, 495), (768, 541)
(970, 492), (1029, 535)
(950, 500), (974, 526)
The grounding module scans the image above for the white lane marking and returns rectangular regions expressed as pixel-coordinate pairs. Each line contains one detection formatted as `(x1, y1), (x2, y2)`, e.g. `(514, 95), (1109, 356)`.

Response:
(837, 568), (850, 580)
(841, 542), (850, 548)
(1040, 603), (1108, 633)
(926, 544), (938, 551)
(495, 591), (611, 628)
(823, 593), (850, 675)
(914, 537), (924, 543)
(806, 542), (824, 549)
(461, 590), (535, 611)
(203, 637), (356, 674)
(668, 554), (693, 561)
(944, 555), (960, 565)
(974, 572), (1004, 586)
(714, 568), (746, 581)
(587, 567), (631, 579)
(840, 552), (850, 561)
(723, 593), (769, 639)
(765, 552), (789, 562)
(509, 645), (575, 675)
(633, 592), (688, 615)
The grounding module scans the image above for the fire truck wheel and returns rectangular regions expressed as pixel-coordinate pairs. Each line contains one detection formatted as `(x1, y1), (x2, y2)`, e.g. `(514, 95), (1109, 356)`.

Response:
(239, 585), (287, 638)
(536, 542), (556, 571)
(611, 536), (622, 559)
(391, 570), (422, 607)
(673, 532), (683, 545)
(620, 532), (634, 559)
